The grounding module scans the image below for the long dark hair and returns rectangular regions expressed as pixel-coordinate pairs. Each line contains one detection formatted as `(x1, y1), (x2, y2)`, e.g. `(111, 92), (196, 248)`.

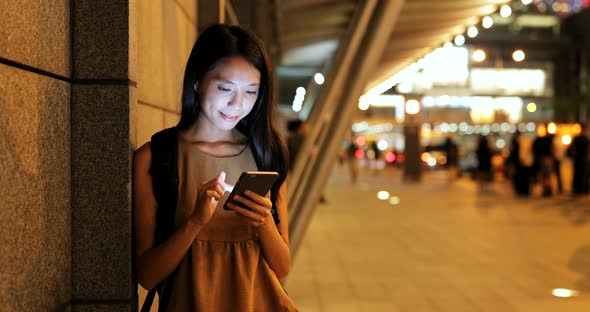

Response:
(177, 24), (287, 225)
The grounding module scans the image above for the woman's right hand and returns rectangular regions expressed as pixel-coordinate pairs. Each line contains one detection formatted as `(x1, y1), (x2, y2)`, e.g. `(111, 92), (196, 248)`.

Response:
(192, 171), (227, 226)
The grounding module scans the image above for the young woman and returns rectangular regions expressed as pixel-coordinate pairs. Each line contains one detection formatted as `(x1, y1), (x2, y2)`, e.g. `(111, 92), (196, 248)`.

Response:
(133, 24), (298, 311)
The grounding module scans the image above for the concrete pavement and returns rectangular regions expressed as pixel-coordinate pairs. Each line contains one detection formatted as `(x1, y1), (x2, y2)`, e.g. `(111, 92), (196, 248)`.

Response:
(285, 166), (590, 311)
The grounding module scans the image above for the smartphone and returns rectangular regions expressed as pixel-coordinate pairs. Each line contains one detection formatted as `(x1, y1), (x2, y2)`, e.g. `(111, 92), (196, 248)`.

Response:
(223, 171), (279, 211)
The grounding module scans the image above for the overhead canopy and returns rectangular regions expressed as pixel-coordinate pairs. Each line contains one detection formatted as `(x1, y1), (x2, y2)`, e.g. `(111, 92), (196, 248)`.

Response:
(273, 0), (511, 94)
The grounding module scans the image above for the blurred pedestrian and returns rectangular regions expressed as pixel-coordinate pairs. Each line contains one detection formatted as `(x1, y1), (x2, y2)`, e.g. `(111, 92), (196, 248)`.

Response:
(443, 137), (459, 183)
(287, 119), (326, 203)
(369, 140), (382, 175)
(476, 135), (492, 192)
(567, 124), (590, 196)
(507, 131), (530, 196)
(287, 119), (306, 171)
(346, 138), (360, 184)
(532, 127), (555, 197)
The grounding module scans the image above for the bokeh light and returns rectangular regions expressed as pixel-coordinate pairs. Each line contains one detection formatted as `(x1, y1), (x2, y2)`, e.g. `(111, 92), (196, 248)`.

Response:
(377, 191), (390, 200)
(513, 49), (525, 62)
(527, 102), (537, 112)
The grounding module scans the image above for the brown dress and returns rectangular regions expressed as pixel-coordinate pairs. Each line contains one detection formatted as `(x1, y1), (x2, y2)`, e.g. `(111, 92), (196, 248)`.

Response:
(161, 138), (298, 311)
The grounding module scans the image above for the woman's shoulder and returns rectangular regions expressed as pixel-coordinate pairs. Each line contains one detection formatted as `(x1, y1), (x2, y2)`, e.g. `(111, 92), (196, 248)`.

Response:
(134, 141), (152, 165)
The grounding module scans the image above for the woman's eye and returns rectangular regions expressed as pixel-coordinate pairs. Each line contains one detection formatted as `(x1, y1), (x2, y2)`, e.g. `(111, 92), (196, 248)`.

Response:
(246, 90), (258, 95)
(218, 86), (231, 92)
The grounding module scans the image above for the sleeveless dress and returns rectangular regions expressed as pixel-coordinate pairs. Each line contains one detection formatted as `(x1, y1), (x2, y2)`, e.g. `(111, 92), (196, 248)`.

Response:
(161, 137), (298, 311)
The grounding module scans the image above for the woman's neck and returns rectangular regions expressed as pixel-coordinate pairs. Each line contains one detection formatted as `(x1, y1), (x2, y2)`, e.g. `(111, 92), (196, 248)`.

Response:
(182, 122), (244, 144)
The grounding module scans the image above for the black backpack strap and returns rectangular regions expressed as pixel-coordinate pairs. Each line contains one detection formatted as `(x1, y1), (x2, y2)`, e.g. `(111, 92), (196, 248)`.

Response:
(142, 127), (180, 312)
(149, 127), (180, 245)
(140, 287), (158, 312)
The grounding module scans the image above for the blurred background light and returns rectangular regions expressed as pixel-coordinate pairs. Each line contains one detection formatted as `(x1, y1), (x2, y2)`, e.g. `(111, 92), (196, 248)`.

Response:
(527, 102), (537, 112)
(377, 191), (390, 200)
(454, 34), (466, 46)
(388, 196), (400, 205)
(467, 26), (479, 38)
(482, 16), (494, 29)
(472, 49), (486, 62)
(552, 288), (578, 298)
(513, 49), (526, 62)
(314, 72), (325, 85)
(405, 99), (421, 115)
(500, 4), (512, 17)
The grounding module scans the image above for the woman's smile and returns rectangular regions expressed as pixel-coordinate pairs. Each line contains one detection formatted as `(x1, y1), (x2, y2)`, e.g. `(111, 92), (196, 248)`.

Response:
(220, 112), (239, 122)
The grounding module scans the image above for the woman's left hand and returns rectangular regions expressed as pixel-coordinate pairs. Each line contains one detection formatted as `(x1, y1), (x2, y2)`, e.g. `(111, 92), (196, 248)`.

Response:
(226, 190), (272, 227)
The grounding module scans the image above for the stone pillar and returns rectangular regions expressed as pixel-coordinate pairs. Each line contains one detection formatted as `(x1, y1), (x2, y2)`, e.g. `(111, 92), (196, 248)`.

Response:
(0, 1), (71, 311)
(70, 1), (136, 311)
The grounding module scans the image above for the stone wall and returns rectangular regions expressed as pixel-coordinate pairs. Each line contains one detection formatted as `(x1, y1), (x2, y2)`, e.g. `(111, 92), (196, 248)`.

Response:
(136, 0), (197, 147)
(0, 1), (71, 310)
(1, 1), (204, 310)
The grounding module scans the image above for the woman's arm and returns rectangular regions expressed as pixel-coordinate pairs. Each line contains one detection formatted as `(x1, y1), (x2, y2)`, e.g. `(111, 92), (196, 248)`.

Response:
(228, 182), (291, 279)
(255, 182), (291, 279)
(134, 142), (205, 290)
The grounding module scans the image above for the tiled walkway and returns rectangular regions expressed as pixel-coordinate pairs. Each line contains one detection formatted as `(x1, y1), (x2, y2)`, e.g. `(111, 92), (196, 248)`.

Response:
(284, 166), (590, 311)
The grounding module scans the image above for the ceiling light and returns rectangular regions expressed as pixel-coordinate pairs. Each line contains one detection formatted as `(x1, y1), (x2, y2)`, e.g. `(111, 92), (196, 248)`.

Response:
(467, 26), (479, 38)
(527, 102), (537, 112)
(472, 49), (486, 62)
(521, 0), (533, 5)
(482, 16), (494, 29)
(358, 99), (370, 111)
(314, 73), (325, 85)
(454, 34), (465, 46)
(405, 100), (420, 115)
(512, 49), (525, 62)
(500, 4), (512, 17)
(500, 4), (512, 18)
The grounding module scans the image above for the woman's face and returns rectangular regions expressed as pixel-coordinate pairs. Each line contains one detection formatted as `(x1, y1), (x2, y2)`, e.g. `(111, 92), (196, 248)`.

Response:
(198, 56), (261, 132)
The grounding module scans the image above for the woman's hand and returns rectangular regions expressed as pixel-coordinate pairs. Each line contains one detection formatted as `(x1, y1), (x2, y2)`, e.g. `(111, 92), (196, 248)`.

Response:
(226, 190), (273, 227)
(192, 171), (227, 226)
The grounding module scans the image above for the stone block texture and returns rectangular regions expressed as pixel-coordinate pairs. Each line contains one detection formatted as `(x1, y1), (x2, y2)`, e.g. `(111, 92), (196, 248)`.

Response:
(137, 103), (165, 147)
(0, 64), (71, 310)
(0, 0), (71, 78)
(137, 0), (197, 113)
(72, 0), (130, 80)
(71, 84), (134, 300)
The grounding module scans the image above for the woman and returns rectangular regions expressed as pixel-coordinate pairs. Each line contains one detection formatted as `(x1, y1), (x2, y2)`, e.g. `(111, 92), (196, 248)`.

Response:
(507, 131), (530, 196)
(133, 24), (298, 311)
(476, 135), (492, 192)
